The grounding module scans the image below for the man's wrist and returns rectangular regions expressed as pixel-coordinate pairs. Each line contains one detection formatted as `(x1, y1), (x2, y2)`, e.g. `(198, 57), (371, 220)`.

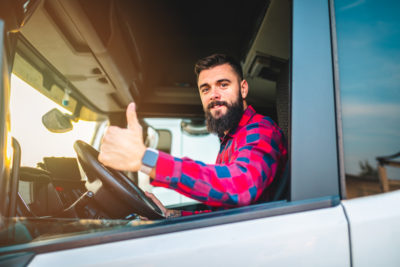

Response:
(140, 164), (153, 175)
(140, 148), (159, 175)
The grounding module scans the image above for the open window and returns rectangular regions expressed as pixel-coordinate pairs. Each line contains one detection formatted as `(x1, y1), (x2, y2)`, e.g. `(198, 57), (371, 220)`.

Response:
(0, 0), (294, 242)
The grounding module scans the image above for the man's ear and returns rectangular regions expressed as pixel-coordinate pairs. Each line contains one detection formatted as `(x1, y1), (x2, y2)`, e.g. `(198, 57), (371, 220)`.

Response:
(240, 80), (249, 99)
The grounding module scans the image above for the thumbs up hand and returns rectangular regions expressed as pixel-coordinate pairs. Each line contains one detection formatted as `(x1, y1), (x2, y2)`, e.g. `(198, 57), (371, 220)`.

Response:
(98, 102), (146, 172)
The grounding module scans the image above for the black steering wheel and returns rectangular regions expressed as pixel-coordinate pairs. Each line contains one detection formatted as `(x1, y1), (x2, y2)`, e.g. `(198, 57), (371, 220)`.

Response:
(73, 140), (165, 220)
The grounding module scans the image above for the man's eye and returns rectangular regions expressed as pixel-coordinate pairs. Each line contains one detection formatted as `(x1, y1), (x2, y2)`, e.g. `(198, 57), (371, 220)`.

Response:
(221, 83), (228, 88)
(201, 88), (209, 94)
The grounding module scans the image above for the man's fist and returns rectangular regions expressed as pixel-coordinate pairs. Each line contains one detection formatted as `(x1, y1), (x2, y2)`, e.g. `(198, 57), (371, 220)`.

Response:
(98, 102), (146, 172)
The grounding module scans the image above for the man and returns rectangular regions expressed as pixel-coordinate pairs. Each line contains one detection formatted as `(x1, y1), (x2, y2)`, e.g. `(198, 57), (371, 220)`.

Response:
(99, 54), (287, 218)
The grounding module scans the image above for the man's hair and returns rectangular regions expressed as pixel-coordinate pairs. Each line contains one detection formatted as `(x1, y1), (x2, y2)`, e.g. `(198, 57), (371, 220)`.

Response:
(194, 53), (243, 81)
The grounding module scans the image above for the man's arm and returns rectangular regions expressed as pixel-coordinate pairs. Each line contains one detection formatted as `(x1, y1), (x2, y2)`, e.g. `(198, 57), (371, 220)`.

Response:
(99, 103), (286, 209)
(151, 121), (287, 207)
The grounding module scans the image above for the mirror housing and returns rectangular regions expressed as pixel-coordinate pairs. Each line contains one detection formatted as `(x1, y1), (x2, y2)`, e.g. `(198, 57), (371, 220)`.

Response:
(181, 119), (209, 136)
(42, 108), (74, 133)
(144, 126), (159, 149)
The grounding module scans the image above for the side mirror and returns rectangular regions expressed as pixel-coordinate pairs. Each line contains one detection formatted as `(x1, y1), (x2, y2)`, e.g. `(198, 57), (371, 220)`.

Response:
(144, 126), (159, 148)
(42, 108), (74, 133)
(181, 119), (209, 136)
(155, 129), (172, 154)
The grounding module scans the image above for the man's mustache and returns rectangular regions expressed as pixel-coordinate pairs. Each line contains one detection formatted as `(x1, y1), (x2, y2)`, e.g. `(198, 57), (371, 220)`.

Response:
(207, 101), (228, 110)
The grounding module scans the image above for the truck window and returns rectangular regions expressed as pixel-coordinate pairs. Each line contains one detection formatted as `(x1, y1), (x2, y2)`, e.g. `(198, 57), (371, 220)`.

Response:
(334, 0), (400, 198)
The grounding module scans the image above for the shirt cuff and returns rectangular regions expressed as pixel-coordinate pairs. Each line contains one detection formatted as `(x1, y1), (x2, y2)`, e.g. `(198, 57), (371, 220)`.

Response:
(151, 151), (179, 186)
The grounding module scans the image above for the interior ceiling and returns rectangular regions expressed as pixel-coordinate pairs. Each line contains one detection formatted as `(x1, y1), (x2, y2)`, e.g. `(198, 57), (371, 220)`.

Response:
(104, 0), (274, 117)
(116, 0), (269, 88)
(20, 0), (289, 119)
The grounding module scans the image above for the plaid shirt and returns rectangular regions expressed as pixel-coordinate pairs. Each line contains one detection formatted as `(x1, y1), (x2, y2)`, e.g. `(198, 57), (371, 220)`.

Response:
(151, 105), (287, 210)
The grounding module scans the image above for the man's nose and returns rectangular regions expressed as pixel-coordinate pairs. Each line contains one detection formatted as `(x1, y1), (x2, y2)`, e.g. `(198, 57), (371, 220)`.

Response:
(210, 86), (221, 100)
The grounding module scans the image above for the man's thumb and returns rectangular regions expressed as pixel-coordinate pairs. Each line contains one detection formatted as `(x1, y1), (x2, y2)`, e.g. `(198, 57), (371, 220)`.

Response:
(126, 102), (139, 130)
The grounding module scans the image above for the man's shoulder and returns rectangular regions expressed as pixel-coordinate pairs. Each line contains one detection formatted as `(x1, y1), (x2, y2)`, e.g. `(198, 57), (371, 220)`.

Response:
(246, 112), (280, 131)
(232, 113), (281, 142)
(233, 106), (283, 140)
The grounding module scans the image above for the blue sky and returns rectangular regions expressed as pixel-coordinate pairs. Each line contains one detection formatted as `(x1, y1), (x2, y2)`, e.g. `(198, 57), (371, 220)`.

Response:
(335, 0), (400, 177)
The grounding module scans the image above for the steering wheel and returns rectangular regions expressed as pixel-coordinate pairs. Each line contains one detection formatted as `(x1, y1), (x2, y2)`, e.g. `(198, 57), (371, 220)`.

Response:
(73, 140), (165, 220)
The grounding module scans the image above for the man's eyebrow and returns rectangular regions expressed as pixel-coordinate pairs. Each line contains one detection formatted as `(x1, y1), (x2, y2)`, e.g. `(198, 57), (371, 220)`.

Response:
(199, 83), (209, 89)
(198, 78), (232, 90)
(217, 78), (231, 83)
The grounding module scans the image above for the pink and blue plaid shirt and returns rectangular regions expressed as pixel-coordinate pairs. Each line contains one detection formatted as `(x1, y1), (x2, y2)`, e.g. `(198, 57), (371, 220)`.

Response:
(151, 105), (287, 210)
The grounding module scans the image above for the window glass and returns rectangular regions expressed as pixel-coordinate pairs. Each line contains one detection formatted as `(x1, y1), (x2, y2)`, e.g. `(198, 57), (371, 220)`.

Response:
(10, 74), (99, 168)
(335, 1), (400, 198)
(10, 74), (102, 206)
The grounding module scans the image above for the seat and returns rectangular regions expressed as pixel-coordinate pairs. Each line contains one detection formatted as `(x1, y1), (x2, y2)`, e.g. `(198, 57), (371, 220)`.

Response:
(272, 161), (290, 201)
(272, 62), (290, 201)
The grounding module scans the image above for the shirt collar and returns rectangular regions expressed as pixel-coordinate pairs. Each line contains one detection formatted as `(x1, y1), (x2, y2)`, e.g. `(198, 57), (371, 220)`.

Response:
(219, 105), (256, 142)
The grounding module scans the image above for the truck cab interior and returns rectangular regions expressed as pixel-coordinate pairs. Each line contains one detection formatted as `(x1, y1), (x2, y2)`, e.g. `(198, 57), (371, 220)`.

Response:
(1, 0), (291, 231)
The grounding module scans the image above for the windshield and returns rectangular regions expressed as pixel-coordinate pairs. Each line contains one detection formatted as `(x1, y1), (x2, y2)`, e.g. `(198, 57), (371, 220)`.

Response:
(10, 74), (101, 168)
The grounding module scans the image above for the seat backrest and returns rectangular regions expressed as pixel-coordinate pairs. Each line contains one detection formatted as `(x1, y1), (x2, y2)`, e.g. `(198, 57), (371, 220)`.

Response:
(276, 62), (289, 139)
(271, 160), (290, 201)
(272, 62), (290, 201)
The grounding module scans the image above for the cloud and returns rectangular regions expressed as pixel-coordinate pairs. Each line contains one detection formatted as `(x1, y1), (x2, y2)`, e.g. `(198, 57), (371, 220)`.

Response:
(341, 102), (400, 118)
(340, 0), (366, 11)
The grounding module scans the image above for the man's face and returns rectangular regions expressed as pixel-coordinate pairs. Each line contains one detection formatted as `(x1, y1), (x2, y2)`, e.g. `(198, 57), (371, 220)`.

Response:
(197, 63), (248, 135)
(198, 63), (247, 119)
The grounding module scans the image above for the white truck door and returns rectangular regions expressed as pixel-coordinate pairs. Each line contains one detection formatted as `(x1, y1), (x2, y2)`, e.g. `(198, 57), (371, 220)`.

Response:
(342, 190), (400, 267)
(29, 204), (350, 267)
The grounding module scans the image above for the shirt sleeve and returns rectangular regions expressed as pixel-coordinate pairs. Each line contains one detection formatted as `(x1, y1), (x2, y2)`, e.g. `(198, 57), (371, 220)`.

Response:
(180, 209), (212, 216)
(151, 121), (287, 207)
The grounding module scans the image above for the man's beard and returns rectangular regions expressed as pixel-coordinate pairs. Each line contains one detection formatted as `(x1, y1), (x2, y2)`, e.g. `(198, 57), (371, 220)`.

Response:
(205, 94), (244, 136)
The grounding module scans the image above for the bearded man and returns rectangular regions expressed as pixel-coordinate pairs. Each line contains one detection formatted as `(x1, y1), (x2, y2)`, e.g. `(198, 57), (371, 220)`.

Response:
(99, 54), (287, 218)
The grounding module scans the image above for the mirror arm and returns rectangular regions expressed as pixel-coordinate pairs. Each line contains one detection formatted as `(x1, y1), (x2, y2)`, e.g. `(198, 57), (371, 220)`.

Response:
(70, 102), (83, 122)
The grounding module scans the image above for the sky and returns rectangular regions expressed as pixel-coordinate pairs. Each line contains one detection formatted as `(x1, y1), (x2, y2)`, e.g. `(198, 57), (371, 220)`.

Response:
(335, 0), (400, 178)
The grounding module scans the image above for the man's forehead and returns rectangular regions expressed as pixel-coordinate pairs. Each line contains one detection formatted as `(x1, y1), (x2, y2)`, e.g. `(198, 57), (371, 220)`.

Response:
(198, 64), (238, 86)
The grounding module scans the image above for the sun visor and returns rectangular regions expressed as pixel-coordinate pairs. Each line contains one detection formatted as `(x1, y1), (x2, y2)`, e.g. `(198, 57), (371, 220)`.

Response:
(19, 0), (141, 112)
